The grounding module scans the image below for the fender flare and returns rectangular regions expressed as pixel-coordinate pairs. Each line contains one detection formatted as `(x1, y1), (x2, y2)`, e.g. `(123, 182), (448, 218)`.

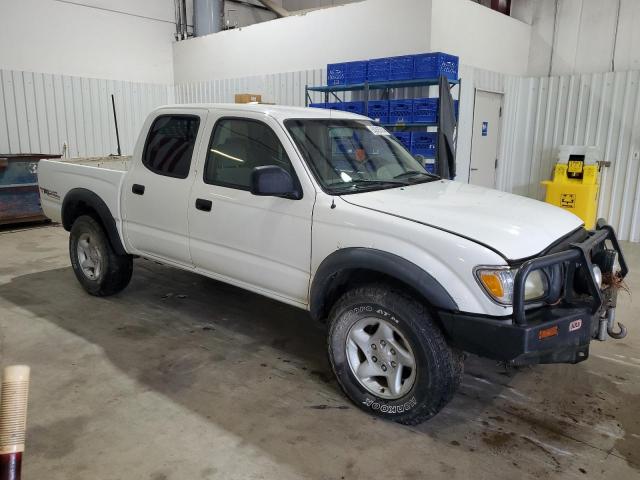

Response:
(309, 247), (458, 320)
(62, 188), (127, 256)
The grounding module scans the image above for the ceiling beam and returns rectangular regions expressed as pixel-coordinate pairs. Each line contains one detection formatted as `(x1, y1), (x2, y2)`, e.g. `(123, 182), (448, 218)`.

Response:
(256, 0), (290, 17)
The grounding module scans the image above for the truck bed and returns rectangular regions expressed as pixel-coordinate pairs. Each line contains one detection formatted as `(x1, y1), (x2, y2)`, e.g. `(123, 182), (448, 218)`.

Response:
(38, 156), (131, 225)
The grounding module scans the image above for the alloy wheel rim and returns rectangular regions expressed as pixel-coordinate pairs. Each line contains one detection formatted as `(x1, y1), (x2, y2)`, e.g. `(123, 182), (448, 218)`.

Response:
(346, 316), (417, 400)
(77, 232), (103, 280)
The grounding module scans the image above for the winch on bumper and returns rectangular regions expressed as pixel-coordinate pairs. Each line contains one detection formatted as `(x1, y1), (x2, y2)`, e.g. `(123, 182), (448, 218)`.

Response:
(439, 219), (629, 366)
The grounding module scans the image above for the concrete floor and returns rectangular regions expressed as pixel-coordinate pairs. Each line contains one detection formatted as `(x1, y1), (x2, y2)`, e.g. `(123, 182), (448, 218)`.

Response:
(0, 224), (639, 480)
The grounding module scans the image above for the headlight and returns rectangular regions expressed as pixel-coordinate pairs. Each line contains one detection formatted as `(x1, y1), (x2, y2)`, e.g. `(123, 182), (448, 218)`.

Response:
(475, 267), (548, 305)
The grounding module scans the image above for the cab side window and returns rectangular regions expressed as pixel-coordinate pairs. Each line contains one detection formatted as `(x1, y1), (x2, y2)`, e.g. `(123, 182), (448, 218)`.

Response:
(204, 118), (294, 190)
(143, 115), (200, 179)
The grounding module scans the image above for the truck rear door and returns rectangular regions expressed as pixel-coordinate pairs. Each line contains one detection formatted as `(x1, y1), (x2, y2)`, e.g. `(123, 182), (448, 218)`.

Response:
(122, 109), (207, 265)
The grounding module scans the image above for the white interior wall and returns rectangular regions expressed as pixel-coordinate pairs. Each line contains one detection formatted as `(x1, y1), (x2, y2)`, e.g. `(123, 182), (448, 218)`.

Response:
(430, 0), (531, 76)
(173, 0), (532, 84)
(173, 0), (432, 84)
(512, 0), (640, 76)
(0, 0), (176, 84)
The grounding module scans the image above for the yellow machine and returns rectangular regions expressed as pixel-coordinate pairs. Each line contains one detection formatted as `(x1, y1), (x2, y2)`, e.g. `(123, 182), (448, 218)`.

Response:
(541, 146), (601, 229)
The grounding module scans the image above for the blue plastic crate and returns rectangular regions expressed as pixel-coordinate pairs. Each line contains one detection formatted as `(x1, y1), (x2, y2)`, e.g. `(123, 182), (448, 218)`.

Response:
(345, 61), (367, 85)
(389, 55), (415, 81)
(411, 131), (437, 158)
(327, 63), (346, 86)
(393, 132), (412, 150)
(367, 57), (390, 83)
(309, 102), (327, 109)
(414, 52), (459, 81)
(340, 101), (365, 115)
(367, 100), (389, 123)
(413, 98), (439, 123)
(388, 99), (413, 124)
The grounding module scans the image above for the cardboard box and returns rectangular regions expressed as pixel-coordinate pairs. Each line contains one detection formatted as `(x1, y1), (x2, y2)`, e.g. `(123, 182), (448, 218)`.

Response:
(235, 93), (262, 104)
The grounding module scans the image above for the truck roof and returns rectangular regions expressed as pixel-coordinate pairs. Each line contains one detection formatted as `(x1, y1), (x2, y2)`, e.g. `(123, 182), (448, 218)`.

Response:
(155, 103), (371, 122)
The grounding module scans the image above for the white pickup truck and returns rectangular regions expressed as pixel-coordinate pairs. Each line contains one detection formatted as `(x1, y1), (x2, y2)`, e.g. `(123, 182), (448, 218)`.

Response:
(38, 104), (629, 424)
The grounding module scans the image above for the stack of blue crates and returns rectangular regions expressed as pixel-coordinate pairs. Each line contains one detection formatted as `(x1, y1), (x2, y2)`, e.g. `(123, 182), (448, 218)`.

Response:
(327, 63), (346, 86)
(389, 100), (413, 124)
(340, 101), (365, 115)
(414, 52), (459, 81)
(411, 132), (437, 159)
(367, 100), (389, 123)
(327, 52), (459, 86)
(389, 55), (415, 81)
(345, 61), (367, 85)
(413, 98), (439, 123)
(327, 52), (459, 85)
(367, 58), (390, 82)
(393, 132), (412, 150)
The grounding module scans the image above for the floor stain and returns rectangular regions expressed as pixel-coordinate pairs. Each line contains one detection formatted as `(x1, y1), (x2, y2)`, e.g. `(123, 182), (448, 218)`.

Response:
(27, 415), (90, 460)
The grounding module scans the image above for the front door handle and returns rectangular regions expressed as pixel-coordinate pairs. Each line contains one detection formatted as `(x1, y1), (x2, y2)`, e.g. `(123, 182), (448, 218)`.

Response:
(195, 198), (212, 212)
(132, 184), (145, 195)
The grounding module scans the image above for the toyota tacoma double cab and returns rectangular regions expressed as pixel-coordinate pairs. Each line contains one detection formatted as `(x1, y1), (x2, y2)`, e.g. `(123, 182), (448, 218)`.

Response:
(38, 104), (629, 425)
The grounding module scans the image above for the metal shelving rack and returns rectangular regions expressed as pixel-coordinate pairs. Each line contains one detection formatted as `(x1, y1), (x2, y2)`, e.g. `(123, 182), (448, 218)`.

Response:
(304, 78), (460, 120)
(304, 77), (461, 163)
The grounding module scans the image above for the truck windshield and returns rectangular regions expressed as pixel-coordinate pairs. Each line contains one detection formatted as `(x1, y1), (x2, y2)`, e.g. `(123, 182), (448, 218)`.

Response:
(284, 119), (438, 195)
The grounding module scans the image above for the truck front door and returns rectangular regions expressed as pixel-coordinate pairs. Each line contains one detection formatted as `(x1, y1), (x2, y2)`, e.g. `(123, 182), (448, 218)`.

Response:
(122, 110), (207, 265)
(188, 114), (315, 306)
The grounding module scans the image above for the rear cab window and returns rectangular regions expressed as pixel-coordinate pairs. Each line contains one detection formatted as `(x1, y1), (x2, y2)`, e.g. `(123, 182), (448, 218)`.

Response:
(143, 115), (200, 179)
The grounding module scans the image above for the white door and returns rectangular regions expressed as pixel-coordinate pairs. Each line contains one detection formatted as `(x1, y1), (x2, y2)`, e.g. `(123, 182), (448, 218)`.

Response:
(469, 90), (503, 188)
(122, 110), (207, 265)
(188, 114), (315, 306)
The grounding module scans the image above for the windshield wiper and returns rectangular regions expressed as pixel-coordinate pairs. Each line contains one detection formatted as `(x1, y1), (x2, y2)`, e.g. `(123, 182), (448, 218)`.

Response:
(394, 170), (440, 181)
(349, 179), (410, 187)
(331, 179), (410, 193)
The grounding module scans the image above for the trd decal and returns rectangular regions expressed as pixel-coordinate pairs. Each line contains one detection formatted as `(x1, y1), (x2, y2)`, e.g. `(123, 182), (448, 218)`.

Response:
(569, 319), (582, 332)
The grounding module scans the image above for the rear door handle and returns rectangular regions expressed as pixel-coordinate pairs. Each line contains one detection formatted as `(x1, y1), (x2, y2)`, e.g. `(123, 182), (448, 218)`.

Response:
(132, 184), (145, 195)
(195, 198), (212, 212)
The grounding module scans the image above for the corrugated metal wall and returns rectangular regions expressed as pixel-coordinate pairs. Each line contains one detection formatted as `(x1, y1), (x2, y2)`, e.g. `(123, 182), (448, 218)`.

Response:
(175, 69), (325, 106)
(0, 69), (171, 157)
(173, 69), (454, 109)
(500, 70), (640, 242)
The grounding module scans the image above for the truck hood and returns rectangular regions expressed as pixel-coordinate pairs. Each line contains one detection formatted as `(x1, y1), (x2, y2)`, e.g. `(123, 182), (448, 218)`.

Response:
(340, 180), (584, 260)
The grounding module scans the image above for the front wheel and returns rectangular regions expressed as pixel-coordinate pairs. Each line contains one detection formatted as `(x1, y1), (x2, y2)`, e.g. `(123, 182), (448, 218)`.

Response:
(69, 215), (133, 296)
(327, 285), (463, 425)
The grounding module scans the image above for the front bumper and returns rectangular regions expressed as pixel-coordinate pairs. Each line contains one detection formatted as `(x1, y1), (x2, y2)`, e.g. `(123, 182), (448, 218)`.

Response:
(439, 219), (629, 366)
(440, 306), (597, 365)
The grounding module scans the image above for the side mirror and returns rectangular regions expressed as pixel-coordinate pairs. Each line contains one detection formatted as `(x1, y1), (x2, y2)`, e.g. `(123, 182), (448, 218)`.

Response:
(250, 165), (301, 199)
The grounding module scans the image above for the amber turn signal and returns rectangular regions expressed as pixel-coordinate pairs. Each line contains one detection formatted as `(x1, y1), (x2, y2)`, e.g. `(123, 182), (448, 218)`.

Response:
(479, 272), (504, 298)
(538, 325), (559, 340)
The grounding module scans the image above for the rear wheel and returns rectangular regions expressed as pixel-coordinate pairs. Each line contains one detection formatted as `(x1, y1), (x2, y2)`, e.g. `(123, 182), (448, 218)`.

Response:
(69, 215), (133, 296)
(327, 285), (463, 425)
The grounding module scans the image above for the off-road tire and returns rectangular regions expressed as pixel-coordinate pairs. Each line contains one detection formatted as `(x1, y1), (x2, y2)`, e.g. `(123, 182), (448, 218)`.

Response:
(69, 215), (133, 296)
(327, 285), (463, 425)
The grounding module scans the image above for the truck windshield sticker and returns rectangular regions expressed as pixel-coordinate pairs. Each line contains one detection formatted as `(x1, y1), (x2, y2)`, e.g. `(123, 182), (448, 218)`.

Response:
(366, 125), (391, 136)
